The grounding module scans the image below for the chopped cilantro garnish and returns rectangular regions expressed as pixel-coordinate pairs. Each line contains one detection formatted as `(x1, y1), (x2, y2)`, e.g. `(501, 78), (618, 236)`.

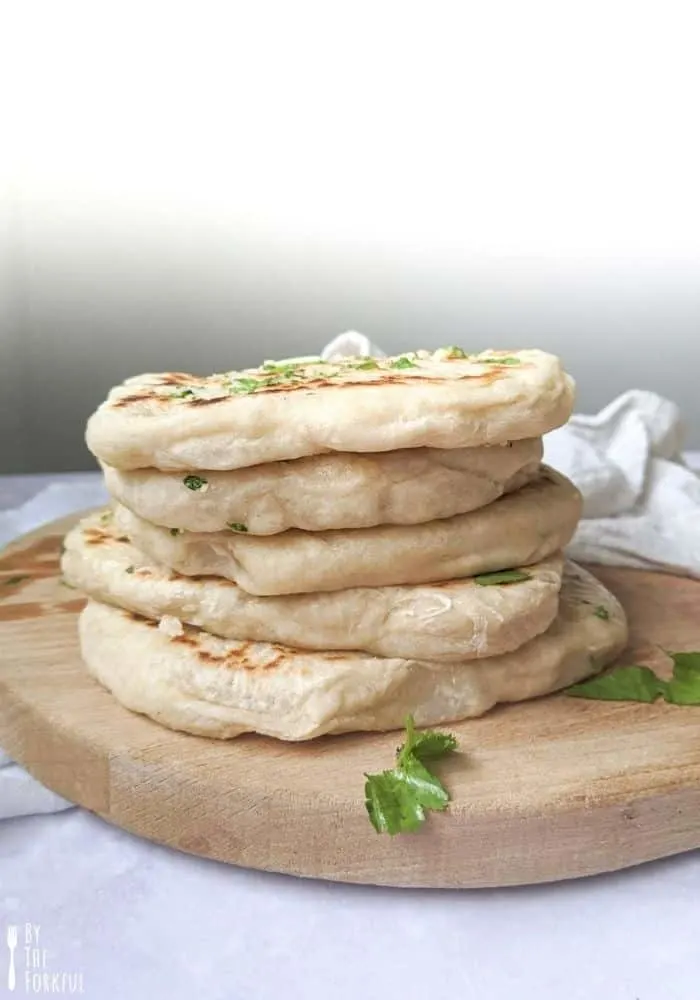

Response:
(441, 346), (468, 359)
(355, 358), (379, 370)
(389, 356), (418, 370)
(171, 388), (195, 399)
(125, 566), (135, 574)
(480, 356), (521, 366)
(227, 522), (248, 533)
(183, 475), (208, 491)
(593, 605), (610, 620)
(169, 528), (183, 536)
(229, 378), (261, 394)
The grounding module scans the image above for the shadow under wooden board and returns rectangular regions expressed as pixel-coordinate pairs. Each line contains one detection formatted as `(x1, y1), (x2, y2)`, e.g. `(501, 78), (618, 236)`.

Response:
(1, 513), (699, 888)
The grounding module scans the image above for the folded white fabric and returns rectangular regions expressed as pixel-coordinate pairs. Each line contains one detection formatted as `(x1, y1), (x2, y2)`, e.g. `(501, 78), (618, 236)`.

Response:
(544, 390), (700, 577)
(1, 334), (698, 821)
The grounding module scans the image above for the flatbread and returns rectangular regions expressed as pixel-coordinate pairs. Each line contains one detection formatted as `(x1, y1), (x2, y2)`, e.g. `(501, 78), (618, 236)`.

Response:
(101, 437), (543, 534)
(85, 348), (575, 471)
(113, 466), (582, 595)
(78, 563), (628, 741)
(63, 511), (564, 662)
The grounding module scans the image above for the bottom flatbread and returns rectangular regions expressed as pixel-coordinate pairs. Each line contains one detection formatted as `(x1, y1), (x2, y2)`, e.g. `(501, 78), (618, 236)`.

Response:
(79, 563), (627, 741)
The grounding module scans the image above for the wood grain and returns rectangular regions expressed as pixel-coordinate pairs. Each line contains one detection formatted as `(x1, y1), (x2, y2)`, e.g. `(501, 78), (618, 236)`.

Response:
(1, 514), (699, 888)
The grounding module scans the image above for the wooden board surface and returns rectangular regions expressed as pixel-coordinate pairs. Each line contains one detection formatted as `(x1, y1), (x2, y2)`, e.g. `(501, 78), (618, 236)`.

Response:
(1, 514), (699, 888)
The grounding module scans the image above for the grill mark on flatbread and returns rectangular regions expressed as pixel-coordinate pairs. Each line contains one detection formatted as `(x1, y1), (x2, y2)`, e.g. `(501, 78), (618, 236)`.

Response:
(157, 373), (198, 386)
(126, 610), (160, 627)
(112, 368), (513, 409)
(170, 629), (287, 671)
(113, 393), (170, 408)
(187, 396), (230, 407)
(83, 528), (109, 545)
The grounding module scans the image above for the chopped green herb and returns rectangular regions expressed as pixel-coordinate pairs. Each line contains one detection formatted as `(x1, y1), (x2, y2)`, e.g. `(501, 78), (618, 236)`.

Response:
(99, 511), (112, 524)
(229, 377), (262, 394)
(364, 715), (458, 835)
(125, 566), (135, 574)
(355, 358), (379, 370)
(183, 475), (208, 492)
(440, 346), (468, 359)
(566, 650), (700, 705)
(169, 528), (183, 537)
(480, 356), (521, 366)
(593, 605), (610, 620)
(389, 356), (418, 370)
(567, 665), (668, 703)
(3, 575), (29, 587)
(227, 522), (248, 533)
(473, 569), (532, 586)
(171, 388), (195, 399)
(663, 651), (700, 705)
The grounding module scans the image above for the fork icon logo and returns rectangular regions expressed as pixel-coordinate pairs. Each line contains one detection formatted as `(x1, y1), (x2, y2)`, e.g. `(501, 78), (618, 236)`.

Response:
(6, 924), (17, 992)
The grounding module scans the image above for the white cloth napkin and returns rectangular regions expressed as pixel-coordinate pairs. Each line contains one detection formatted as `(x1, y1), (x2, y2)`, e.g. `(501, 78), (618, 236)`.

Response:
(1, 334), (698, 821)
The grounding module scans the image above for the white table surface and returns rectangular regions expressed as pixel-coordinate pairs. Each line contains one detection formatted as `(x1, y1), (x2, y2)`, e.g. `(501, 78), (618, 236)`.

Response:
(2, 472), (700, 1000)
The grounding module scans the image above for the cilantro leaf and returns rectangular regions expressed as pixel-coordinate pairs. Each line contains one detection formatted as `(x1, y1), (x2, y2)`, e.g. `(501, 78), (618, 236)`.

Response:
(399, 714), (458, 763)
(480, 356), (521, 366)
(171, 388), (195, 399)
(440, 346), (468, 359)
(229, 377), (261, 394)
(566, 650), (700, 705)
(183, 475), (208, 492)
(227, 522), (248, 533)
(398, 756), (450, 810)
(665, 651), (700, 705)
(364, 770), (426, 834)
(355, 358), (379, 370)
(593, 605), (610, 619)
(169, 528), (182, 536)
(364, 715), (458, 835)
(473, 569), (531, 586)
(567, 665), (668, 702)
(389, 356), (418, 370)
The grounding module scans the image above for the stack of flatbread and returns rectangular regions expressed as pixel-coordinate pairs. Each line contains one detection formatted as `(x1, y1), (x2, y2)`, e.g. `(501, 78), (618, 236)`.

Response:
(64, 347), (628, 741)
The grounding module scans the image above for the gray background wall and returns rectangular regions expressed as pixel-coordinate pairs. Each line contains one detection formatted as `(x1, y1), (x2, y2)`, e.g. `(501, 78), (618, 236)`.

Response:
(2, 4), (699, 473)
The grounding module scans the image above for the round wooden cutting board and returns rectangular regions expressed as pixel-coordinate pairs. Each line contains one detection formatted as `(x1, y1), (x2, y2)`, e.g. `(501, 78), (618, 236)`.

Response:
(1, 514), (699, 889)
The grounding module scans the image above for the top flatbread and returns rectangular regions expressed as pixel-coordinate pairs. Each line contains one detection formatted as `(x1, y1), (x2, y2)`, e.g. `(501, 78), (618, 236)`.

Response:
(85, 348), (575, 471)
